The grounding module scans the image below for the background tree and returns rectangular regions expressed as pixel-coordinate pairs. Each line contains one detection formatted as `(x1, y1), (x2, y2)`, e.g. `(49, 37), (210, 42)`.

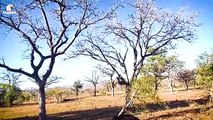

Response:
(0, 71), (22, 107)
(0, 83), (22, 107)
(140, 54), (185, 93)
(97, 65), (116, 97)
(195, 51), (213, 103)
(73, 0), (199, 115)
(141, 54), (168, 92)
(46, 87), (64, 103)
(0, 86), (5, 106)
(46, 76), (63, 88)
(29, 75), (62, 89)
(0, 71), (22, 86)
(73, 80), (83, 96)
(85, 71), (101, 97)
(24, 87), (39, 102)
(0, 0), (113, 119)
(103, 81), (111, 93)
(20, 90), (32, 102)
(166, 56), (185, 93)
(175, 69), (195, 90)
(195, 51), (213, 88)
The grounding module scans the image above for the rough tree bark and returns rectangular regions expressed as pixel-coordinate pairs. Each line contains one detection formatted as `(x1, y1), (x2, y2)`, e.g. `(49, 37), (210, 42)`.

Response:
(94, 84), (97, 97)
(111, 79), (115, 97)
(38, 85), (46, 120)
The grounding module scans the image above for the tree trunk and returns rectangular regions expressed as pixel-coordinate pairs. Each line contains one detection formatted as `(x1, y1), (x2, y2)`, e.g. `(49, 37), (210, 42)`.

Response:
(38, 85), (46, 120)
(9, 97), (13, 107)
(184, 81), (189, 90)
(125, 85), (131, 105)
(106, 84), (110, 93)
(94, 85), (97, 97)
(9, 99), (13, 107)
(54, 95), (60, 103)
(154, 82), (158, 93)
(193, 79), (196, 88)
(118, 85), (137, 117)
(111, 82), (115, 97)
(112, 86), (115, 97)
(9, 87), (13, 107)
(168, 78), (173, 93)
(117, 84), (131, 116)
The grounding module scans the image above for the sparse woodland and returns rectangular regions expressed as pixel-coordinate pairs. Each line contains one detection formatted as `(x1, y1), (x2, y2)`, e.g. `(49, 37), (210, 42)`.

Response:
(0, 0), (212, 120)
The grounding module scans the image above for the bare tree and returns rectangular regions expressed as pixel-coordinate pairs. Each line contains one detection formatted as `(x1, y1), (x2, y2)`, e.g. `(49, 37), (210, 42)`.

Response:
(0, 71), (22, 86)
(85, 71), (101, 97)
(166, 56), (184, 93)
(96, 65), (116, 96)
(0, 0), (114, 119)
(71, 0), (199, 115)
(25, 87), (38, 101)
(175, 69), (195, 90)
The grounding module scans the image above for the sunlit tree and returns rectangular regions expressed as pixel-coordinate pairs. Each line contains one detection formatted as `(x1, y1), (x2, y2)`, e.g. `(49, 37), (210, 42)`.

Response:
(0, 83), (22, 107)
(73, 0), (199, 115)
(0, 0), (114, 119)
(47, 87), (64, 103)
(141, 54), (168, 92)
(85, 71), (101, 97)
(97, 65), (116, 97)
(195, 51), (213, 103)
(73, 80), (83, 96)
(175, 69), (195, 90)
(0, 71), (22, 107)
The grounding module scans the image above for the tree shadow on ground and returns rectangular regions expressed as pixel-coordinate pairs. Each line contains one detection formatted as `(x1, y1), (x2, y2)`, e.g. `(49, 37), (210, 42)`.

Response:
(12, 106), (121, 120)
(130, 95), (210, 113)
(14, 97), (87, 107)
(143, 105), (213, 120)
(10, 96), (210, 120)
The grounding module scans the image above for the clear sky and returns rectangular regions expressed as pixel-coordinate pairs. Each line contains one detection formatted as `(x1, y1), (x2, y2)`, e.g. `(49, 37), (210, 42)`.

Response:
(0, 0), (212, 89)
(158, 0), (213, 69)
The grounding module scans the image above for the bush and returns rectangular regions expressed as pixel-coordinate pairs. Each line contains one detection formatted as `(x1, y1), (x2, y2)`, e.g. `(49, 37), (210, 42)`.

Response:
(131, 76), (160, 104)
(99, 89), (107, 96)
(15, 91), (31, 103)
(0, 84), (23, 107)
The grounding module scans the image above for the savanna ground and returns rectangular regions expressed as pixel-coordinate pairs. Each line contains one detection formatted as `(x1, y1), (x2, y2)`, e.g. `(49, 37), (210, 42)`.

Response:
(0, 87), (213, 120)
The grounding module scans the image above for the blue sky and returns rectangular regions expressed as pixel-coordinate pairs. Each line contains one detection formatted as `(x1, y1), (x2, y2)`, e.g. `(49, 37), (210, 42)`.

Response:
(158, 0), (213, 69)
(0, 0), (212, 89)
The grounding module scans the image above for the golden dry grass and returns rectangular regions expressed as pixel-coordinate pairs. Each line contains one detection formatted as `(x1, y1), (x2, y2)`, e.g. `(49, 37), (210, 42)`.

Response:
(0, 88), (212, 120)
(0, 94), (125, 119)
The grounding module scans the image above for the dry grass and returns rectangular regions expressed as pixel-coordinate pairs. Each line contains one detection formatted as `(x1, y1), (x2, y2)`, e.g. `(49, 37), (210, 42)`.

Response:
(0, 88), (212, 120)
(0, 94), (125, 119)
(158, 87), (208, 101)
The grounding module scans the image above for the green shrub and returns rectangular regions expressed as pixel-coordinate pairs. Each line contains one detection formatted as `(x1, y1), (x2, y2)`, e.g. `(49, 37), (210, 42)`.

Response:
(0, 84), (23, 107)
(131, 76), (159, 104)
